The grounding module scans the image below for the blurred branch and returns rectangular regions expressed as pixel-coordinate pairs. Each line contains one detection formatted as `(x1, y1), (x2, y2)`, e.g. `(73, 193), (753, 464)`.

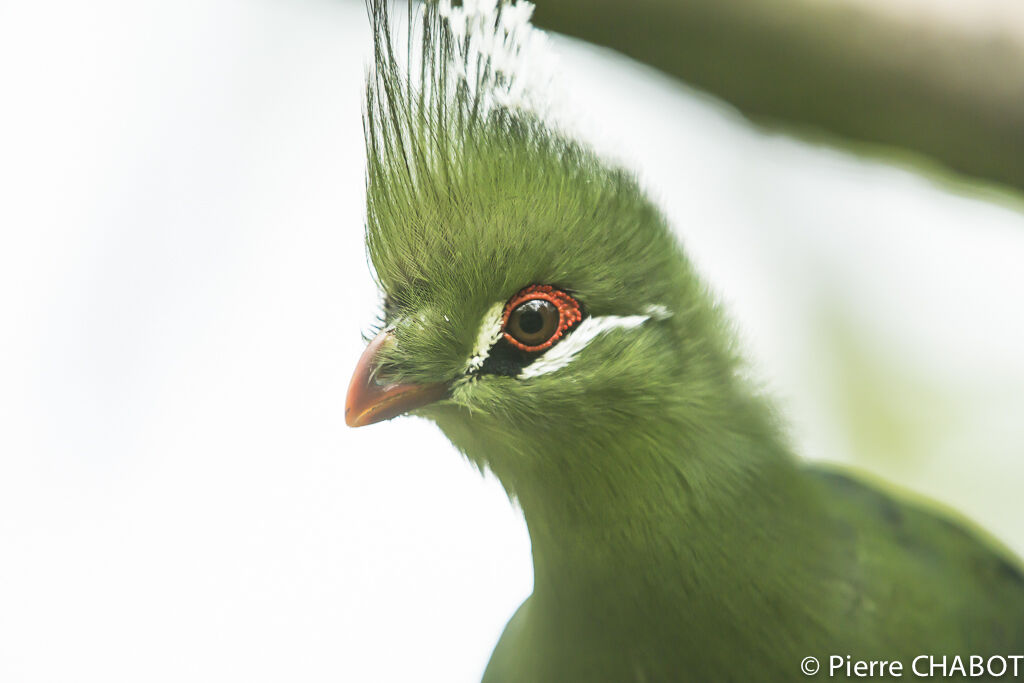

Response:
(533, 0), (1024, 197)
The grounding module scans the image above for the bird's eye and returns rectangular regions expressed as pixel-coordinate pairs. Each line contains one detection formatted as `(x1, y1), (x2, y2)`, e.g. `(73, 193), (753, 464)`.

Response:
(502, 285), (583, 352)
(507, 299), (559, 347)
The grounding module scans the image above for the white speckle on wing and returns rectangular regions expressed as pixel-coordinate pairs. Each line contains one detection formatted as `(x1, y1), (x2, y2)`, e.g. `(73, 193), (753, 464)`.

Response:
(518, 313), (653, 379)
(465, 301), (506, 373)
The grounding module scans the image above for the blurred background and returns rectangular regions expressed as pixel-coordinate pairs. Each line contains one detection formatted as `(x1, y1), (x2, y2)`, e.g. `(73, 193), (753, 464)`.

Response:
(1, 1), (1022, 681)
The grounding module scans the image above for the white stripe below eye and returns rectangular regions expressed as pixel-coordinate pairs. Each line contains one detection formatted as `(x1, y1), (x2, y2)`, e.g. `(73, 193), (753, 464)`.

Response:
(465, 301), (506, 373)
(644, 304), (672, 321)
(517, 313), (654, 379)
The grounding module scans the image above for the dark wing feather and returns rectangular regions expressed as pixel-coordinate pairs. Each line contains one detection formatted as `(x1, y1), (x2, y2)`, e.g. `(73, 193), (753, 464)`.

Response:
(807, 466), (1024, 653)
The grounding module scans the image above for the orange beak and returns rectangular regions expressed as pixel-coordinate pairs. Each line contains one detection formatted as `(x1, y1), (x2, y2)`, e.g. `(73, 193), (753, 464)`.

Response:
(345, 330), (449, 428)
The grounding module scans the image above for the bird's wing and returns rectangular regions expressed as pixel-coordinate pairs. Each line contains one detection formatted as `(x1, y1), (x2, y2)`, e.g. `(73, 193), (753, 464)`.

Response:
(805, 466), (1024, 652)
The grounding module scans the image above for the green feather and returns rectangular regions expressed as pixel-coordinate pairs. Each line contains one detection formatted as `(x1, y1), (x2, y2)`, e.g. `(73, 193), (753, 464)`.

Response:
(360, 1), (1024, 680)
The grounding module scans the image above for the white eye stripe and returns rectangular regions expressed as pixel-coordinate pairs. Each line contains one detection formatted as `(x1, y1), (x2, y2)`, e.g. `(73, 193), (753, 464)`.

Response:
(465, 301), (506, 373)
(517, 313), (653, 378)
(644, 304), (672, 321)
(464, 301), (670, 377)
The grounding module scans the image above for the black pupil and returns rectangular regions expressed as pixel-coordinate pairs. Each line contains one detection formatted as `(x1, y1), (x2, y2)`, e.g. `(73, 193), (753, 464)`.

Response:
(519, 309), (544, 334)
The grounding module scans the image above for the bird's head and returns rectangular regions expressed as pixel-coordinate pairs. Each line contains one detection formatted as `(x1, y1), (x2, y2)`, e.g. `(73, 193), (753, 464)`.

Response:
(348, 0), (738, 492)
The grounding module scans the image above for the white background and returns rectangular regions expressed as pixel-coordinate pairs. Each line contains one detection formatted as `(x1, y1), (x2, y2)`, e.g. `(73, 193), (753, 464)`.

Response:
(2, 1), (1023, 681)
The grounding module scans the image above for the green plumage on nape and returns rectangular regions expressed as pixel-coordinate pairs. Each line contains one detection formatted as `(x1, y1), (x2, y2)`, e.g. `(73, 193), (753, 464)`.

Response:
(349, 1), (1024, 680)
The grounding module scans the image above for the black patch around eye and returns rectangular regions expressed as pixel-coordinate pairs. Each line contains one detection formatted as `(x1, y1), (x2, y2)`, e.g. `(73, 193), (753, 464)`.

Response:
(477, 337), (536, 378)
(475, 309), (589, 379)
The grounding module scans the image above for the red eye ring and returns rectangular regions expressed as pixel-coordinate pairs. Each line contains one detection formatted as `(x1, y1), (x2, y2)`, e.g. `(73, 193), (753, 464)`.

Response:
(501, 285), (583, 352)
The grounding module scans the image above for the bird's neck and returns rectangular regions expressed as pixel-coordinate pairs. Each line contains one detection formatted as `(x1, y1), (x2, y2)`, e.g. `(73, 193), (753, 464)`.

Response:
(433, 331), (839, 647)
(501, 392), (835, 634)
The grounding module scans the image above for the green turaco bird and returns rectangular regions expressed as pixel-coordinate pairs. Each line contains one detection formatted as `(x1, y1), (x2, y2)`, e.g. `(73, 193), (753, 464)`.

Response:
(346, 1), (1024, 680)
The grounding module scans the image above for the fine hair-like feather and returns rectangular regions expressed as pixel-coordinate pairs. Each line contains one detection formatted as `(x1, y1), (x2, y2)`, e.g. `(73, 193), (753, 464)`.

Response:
(363, 0), (717, 389)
